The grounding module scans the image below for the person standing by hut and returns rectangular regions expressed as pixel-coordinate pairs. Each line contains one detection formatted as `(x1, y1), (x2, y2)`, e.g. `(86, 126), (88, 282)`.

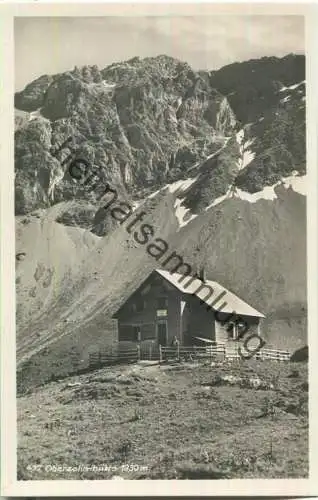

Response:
(171, 336), (180, 360)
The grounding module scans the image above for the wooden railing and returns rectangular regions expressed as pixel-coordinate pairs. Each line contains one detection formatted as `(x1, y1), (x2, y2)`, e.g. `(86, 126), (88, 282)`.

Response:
(257, 347), (290, 361)
(89, 342), (291, 368)
(220, 345), (291, 361)
(140, 343), (160, 361)
(159, 344), (226, 363)
(89, 345), (139, 368)
(159, 344), (290, 362)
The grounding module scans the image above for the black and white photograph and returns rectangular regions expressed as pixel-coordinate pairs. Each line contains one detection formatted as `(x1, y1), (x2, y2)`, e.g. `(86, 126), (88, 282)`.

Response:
(1, 2), (317, 496)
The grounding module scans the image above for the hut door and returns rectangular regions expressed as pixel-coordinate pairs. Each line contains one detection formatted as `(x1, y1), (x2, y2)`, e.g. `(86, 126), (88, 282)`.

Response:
(157, 320), (168, 346)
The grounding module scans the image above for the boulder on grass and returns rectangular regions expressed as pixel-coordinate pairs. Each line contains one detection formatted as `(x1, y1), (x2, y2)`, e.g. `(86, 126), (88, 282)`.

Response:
(290, 345), (308, 362)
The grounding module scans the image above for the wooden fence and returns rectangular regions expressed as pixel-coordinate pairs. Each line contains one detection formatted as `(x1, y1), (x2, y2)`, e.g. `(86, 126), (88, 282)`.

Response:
(159, 344), (226, 363)
(216, 345), (290, 362)
(159, 344), (290, 362)
(89, 343), (291, 368)
(257, 347), (290, 361)
(140, 343), (160, 361)
(89, 345), (139, 368)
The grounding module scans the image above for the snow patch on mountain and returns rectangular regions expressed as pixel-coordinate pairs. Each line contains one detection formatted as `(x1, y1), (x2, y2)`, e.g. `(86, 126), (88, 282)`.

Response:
(132, 201), (141, 211)
(241, 150), (256, 169)
(147, 177), (200, 229)
(28, 108), (48, 122)
(174, 197), (198, 229)
(235, 174), (306, 203)
(281, 173), (306, 196)
(167, 177), (197, 194)
(205, 188), (232, 211)
(147, 189), (161, 200)
(281, 95), (291, 103)
(236, 129), (244, 145)
(145, 177), (199, 228)
(235, 186), (278, 203)
(236, 128), (256, 171)
(279, 80), (305, 92)
(204, 173), (306, 210)
(235, 173), (306, 203)
(102, 81), (116, 88)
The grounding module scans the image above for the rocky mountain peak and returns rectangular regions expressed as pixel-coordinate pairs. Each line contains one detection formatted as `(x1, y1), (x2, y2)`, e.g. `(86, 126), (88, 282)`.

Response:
(14, 53), (305, 225)
(15, 54), (240, 218)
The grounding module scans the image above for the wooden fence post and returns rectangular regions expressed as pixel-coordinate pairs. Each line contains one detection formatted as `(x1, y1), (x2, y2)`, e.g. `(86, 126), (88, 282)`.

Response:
(159, 345), (162, 364)
(137, 344), (140, 362)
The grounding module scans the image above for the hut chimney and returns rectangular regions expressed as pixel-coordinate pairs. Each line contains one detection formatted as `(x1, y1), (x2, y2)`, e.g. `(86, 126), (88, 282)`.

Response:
(199, 266), (206, 282)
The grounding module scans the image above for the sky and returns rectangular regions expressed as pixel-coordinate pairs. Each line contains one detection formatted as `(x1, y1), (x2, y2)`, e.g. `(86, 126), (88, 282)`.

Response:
(15, 16), (304, 91)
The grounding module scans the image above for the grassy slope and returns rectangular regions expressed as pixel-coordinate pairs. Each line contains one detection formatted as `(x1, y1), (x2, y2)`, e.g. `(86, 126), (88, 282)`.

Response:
(17, 359), (308, 480)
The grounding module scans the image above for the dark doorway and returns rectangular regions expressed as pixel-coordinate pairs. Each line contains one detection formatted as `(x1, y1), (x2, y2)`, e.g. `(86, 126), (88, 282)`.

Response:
(157, 320), (168, 346)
